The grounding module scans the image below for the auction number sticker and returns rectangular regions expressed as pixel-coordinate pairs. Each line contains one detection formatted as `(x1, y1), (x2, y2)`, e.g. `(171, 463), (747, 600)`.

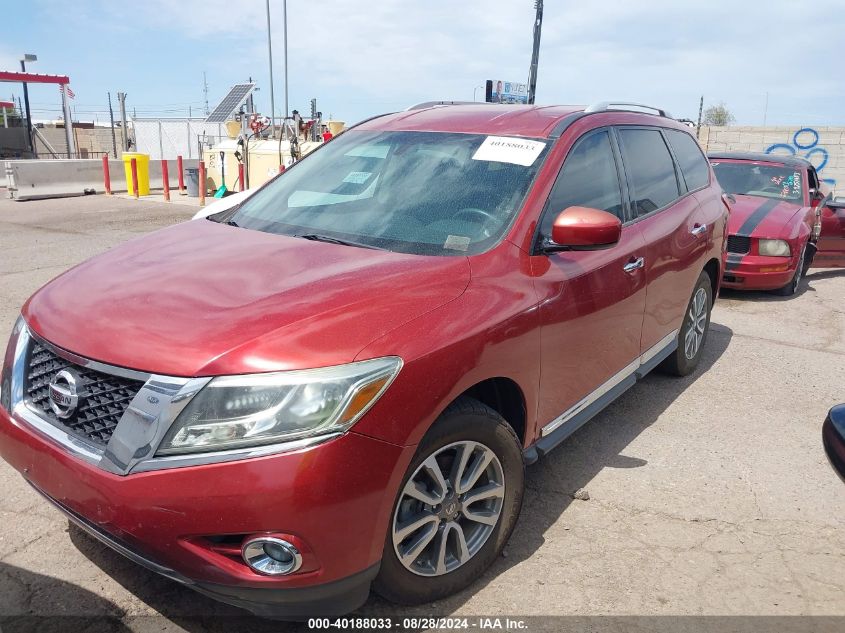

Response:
(472, 136), (546, 166)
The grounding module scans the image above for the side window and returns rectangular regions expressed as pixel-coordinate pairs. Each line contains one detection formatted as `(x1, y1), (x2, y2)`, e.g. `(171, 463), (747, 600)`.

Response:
(541, 131), (624, 235)
(618, 128), (680, 217)
(665, 129), (710, 192)
(808, 167), (820, 191)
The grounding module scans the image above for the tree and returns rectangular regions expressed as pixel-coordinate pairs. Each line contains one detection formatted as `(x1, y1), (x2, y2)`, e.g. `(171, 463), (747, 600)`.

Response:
(702, 103), (736, 127)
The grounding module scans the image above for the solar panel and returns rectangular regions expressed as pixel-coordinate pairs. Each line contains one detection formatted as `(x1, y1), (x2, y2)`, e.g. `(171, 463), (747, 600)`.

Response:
(205, 83), (256, 123)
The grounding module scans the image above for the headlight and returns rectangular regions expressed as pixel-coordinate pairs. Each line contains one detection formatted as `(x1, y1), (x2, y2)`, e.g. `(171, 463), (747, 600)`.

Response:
(157, 356), (402, 455)
(758, 239), (791, 257)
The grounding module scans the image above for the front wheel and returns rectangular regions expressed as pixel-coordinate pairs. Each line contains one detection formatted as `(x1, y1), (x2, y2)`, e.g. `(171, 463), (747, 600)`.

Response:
(373, 397), (524, 605)
(660, 269), (713, 376)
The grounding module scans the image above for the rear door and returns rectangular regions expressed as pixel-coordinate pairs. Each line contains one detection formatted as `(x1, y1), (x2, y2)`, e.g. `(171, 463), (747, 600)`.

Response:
(615, 126), (710, 357)
(531, 128), (647, 433)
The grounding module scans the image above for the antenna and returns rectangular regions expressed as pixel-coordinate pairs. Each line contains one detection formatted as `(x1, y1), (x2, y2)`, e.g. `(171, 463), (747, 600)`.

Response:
(203, 72), (210, 116)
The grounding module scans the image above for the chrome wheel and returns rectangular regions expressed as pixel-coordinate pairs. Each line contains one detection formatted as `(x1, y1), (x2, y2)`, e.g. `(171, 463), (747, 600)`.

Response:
(392, 441), (505, 577)
(684, 287), (708, 360)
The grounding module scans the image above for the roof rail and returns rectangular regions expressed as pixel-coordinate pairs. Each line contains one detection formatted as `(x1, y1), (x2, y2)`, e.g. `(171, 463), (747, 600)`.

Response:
(584, 101), (672, 118)
(405, 100), (495, 111)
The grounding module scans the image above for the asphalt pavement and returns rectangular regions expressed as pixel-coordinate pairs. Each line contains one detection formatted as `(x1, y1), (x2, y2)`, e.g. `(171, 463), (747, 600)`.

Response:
(0, 194), (843, 631)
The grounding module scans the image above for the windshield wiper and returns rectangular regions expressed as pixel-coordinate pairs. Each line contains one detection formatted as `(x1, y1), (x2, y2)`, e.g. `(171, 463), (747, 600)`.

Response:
(293, 233), (385, 250)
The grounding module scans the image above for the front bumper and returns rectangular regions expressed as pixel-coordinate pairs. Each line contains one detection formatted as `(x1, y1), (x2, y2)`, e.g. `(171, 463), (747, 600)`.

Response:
(0, 402), (414, 618)
(722, 254), (796, 290)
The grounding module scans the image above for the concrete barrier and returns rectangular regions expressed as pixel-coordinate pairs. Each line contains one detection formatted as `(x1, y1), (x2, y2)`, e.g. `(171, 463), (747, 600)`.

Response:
(4, 158), (198, 201)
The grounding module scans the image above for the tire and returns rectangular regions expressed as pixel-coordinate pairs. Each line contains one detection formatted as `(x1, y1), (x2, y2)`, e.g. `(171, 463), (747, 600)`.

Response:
(772, 242), (806, 296)
(373, 397), (524, 605)
(659, 269), (712, 377)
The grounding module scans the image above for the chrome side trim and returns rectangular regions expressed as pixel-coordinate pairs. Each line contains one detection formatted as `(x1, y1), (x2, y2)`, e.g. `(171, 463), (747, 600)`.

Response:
(27, 480), (193, 586)
(541, 359), (639, 437)
(640, 329), (679, 367)
(540, 329), (680, 438)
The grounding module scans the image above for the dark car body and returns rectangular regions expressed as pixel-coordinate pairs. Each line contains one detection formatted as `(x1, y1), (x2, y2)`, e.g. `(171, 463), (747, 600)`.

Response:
(709, 152), (845, 291)
(823, 404), (845, 481)
(0, 103), (727, 617)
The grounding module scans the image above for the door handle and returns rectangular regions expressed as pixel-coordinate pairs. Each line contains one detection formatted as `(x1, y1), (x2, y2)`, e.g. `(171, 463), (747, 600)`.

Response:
(623, 257), (644, 273)
(691, 223), (707, 237)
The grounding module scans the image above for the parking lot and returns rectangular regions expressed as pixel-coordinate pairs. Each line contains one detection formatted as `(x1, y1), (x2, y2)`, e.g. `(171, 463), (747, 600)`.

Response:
(0, 195), (843, 629)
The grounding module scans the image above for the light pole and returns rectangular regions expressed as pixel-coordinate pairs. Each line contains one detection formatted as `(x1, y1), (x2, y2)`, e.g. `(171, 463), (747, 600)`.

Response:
(20, 53), (36, 157)
(265, 0), (277, 137)
(473, 85), (484, 102)
(283, 0), (289, 128)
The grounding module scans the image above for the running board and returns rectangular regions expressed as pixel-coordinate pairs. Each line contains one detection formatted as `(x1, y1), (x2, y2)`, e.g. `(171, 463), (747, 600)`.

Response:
(523, 330), (678, 465)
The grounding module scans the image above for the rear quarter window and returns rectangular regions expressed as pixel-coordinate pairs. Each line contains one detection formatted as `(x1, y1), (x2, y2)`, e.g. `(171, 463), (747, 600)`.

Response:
(617, 128), (681, 217)
(665, 129), (710, 192)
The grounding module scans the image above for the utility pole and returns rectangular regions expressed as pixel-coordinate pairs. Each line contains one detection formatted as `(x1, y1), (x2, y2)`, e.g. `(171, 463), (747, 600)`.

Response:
(107, 92), (117, 158)
(118, 92), (128, 151)
(203, 71), (210, 116)
(20, 54), (37, 157)
(696, 95), (704, 139)
(527, 0), (543, 105)
(265, 0), (277, 137)
(283, 0), (289, 125)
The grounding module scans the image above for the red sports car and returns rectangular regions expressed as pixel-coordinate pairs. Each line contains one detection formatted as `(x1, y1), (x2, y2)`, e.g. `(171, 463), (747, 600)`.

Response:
(709, 152), (845, 295)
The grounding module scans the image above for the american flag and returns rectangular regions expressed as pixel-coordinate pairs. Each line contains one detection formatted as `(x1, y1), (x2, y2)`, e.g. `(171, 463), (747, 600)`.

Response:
(59, 85), (75, 99)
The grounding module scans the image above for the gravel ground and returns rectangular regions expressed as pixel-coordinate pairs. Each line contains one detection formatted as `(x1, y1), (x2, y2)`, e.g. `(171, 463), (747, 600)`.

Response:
(0, 194), (843, 631)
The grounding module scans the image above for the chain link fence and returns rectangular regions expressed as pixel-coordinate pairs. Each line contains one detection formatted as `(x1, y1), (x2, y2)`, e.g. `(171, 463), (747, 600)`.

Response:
(133, 118), (227, 160)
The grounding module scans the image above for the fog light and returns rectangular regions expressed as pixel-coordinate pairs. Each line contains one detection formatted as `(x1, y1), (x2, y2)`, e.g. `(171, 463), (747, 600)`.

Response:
(242, 537), (302, 576)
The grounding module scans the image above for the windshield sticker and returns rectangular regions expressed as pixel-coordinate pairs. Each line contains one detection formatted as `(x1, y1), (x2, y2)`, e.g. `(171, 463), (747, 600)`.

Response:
(472, 136), (546, 167)
(444, 235), (471, 251)
(343, 171), (372, 184)
(772, 171), (801, 199)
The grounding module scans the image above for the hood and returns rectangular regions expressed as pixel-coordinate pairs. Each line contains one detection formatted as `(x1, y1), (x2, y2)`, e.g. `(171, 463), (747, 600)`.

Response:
(23, 220), (470, 376)
(727, 194), (803, 238)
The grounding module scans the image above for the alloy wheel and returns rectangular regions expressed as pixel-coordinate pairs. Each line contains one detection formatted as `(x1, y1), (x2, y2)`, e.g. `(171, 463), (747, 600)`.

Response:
(684, 287), (708, 360)
(392, 441), (505, 577)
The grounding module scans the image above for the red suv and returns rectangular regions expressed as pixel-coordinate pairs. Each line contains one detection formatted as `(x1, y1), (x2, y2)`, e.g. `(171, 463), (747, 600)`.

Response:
(0, 101), (727, 618)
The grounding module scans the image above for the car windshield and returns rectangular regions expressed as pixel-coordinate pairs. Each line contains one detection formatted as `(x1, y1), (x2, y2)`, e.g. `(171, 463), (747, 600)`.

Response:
(224, 130), (549, 255)
(710, 160), (804, 204)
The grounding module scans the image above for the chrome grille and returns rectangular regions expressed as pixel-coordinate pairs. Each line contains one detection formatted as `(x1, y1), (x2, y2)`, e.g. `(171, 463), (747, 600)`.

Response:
(25, 340), (145, 446)
(726, 235), (751, 254)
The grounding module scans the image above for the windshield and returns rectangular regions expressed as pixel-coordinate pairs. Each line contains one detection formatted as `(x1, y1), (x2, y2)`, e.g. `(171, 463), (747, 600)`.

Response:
(225, 130), (549, 255)
(710, 160), (804, 204)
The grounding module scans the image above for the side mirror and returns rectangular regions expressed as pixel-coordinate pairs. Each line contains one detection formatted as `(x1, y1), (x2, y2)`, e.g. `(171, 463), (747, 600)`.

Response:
(545, 206), (622, 252)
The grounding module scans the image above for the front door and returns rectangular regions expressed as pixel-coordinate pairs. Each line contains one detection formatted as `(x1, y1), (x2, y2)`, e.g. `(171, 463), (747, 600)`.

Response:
(815, 200), (845, 268)
(530, 129), (647, 433)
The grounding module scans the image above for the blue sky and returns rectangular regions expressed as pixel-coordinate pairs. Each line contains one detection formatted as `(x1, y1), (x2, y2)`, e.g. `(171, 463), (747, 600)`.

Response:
(2, 0), (843, 127)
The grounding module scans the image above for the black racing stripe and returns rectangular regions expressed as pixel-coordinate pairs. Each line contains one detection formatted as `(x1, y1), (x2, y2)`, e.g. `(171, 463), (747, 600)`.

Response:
(725, 253), (743, 271)
(735, 198), (781, 237)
